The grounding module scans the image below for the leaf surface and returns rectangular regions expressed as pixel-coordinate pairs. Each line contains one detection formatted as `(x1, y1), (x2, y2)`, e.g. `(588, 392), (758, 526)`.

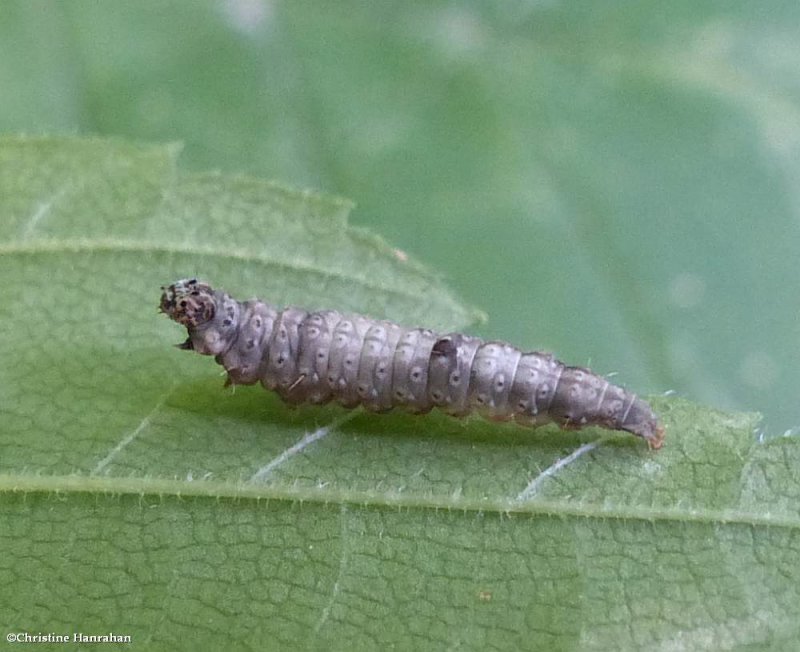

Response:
(1, 138), (798, 650)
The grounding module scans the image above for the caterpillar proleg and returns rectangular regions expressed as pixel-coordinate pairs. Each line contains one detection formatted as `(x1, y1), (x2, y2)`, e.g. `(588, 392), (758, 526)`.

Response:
(160, 279), (664, 449)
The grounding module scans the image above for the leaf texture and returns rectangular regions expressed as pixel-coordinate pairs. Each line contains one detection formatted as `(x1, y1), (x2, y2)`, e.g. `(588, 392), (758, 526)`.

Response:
(1, 137), (798, 650)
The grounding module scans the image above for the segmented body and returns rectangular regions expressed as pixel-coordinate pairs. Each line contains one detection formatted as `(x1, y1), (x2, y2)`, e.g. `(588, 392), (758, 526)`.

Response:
(160, 279), (664, 448)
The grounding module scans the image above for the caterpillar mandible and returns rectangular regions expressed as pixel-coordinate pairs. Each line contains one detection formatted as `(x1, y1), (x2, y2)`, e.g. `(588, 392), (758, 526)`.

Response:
(160, 279), (665, 449)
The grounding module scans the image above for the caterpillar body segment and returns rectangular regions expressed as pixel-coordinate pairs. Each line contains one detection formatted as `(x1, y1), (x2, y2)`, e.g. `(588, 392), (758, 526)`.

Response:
(160, 279), (664, 449)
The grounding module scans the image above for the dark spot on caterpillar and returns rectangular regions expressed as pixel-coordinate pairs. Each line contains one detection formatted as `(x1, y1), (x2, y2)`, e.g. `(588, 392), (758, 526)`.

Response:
(159, 279), (665, 449)
(432, 338), (457, 357)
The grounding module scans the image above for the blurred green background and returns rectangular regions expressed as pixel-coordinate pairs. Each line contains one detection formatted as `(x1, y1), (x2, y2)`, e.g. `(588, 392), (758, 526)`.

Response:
(2, 0), (798, 434)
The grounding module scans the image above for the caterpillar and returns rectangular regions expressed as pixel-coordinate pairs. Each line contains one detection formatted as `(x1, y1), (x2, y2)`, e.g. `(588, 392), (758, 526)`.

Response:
(160, 279), (664, 449)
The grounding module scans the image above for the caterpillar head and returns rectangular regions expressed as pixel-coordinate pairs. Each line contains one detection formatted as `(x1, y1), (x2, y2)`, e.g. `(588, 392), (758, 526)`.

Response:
(160, 278), (216, 327)
(160, 279), (239, 356)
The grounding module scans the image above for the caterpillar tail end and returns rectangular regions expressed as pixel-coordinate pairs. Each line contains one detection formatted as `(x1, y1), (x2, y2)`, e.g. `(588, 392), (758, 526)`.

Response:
(618, 395), (665, 450)
(647, 424), (666, 451)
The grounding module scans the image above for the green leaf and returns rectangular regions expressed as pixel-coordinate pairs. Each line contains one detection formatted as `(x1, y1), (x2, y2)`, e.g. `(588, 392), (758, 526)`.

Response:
(1, 137), (799, 650)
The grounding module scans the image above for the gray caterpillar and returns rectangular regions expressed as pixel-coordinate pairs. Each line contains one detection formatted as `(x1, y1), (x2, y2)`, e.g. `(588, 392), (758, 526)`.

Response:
(160, 279), (664, 449)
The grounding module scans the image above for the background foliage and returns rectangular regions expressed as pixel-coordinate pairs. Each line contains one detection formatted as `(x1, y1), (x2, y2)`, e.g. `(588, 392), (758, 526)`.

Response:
(1, 2), (799, 650)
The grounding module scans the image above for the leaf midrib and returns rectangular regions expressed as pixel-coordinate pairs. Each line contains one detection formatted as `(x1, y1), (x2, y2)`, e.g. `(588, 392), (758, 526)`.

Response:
(1, 472), (794, 529)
